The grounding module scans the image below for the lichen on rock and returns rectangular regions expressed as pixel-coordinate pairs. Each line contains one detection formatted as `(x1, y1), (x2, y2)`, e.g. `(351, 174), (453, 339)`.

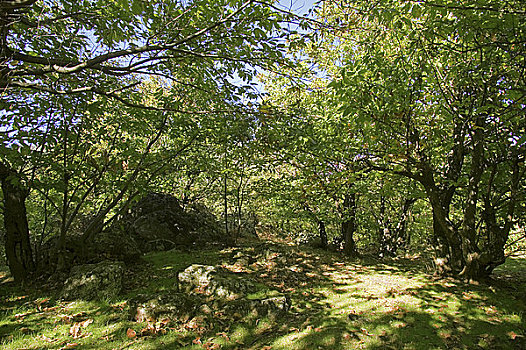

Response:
(61, 261), (124, 300)
(177, 264), (256, 300)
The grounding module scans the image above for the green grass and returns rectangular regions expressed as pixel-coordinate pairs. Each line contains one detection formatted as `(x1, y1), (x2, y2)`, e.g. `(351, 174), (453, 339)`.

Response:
(1, 243), (525, 349)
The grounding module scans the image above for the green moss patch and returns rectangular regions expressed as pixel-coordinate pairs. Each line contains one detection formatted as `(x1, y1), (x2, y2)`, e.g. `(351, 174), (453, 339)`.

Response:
(1, 243), (525, 349)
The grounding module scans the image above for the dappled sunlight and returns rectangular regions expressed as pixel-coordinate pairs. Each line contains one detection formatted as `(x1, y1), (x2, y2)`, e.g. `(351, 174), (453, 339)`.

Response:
(1, 243), (525, 349)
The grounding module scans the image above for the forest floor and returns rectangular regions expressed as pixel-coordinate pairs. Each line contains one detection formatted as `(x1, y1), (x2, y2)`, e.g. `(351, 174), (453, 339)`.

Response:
(1, 239), (525, 350)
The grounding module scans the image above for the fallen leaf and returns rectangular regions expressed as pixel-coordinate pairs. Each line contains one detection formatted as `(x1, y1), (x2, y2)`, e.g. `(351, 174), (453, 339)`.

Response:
(393, 322), (407, 329)
(69, 323), (81, 338)
(439, 330), (452, 339)
(508, 331), (520, 340)
(42, 306), (59, 312)
(71, 312), (87, 319)
(59, 343), (79, 350)
(61, 315), (73, 323)
(15, 312), (30, 319)
(485, 306), (498, 315)
(80, 319), (93, 328)
(216, 332), (229, 340)
(35, 298), (50, 310)
(126, 328), (137, 339)
(462, 292), (472, 300)
(487, 316), (502, 324)
(204, 341), (221, 350)
(360, 328), (373, 336)
(39, 335), (57, 343)
(159, 318), (171, 327)
(192, 337), (202, 345)
(69, 319), (93, 338)
(140, 322), (166, 336)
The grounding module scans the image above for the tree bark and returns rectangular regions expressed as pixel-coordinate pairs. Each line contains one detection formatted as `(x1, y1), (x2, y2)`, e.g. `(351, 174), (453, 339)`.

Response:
(341, 193), (358, 257)
(457, 115), (485, 279)
(0, 162), (35, 283)
(420, 164), (464, 274)
(396, 198), (416, 251)
(318, 220), (328, 248)
(377, 195), (396, 257)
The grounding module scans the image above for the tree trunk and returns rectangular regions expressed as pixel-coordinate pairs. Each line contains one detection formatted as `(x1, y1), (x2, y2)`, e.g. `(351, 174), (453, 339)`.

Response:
(418, 142), (517, 281)
(395, 198), (416, 251)
(477, 154), (521, 278)
(457, 115), (485, 280)
(223, 173), (230, 240)
(420, 165), (464, 275)
(0, 163), (35, 283)
(341, 193), (358, 256)
(377, 196), (396, 257)
(318, 220), (328, 248)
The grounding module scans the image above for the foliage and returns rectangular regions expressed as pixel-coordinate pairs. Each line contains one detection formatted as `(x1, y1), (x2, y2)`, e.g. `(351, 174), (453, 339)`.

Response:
(320, 0), (526, 279)
(0, 0), (300, 280)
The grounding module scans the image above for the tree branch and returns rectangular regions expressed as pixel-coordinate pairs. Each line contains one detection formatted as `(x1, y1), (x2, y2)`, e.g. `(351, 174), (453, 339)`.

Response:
(0, 0), (37, 10)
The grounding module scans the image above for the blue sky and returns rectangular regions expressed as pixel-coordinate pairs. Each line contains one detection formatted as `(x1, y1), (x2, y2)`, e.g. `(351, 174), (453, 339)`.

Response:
(238, 0), (319, 100)
(278, 0), (318, 15)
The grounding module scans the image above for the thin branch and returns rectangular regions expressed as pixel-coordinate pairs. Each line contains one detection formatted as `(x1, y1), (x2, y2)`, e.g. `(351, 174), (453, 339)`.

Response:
(0, 0), (38, 10)
(417, 1), (526, 15)
(19, 12), (98, 28)
(7, 0), (255, 77)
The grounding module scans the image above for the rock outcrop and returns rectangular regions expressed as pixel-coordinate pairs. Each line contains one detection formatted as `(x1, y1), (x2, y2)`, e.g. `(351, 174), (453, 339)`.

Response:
(178, 264), (256, 300)
(129, 293), (201, 322)
(61, 261), (124, 300)
(129, 263), (290, 323)
(112, 193), (228, 254)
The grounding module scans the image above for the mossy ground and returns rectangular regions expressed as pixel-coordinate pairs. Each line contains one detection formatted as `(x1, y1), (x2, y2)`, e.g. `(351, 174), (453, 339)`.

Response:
(1, 241), (525, 349)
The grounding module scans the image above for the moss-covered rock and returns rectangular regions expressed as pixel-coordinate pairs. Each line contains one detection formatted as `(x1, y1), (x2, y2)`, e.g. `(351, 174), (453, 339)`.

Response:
(93, 229), (142, 263)
(61, 261), (124, 300)
(113, 193), (228, 253)
(129, 292), (201, 322)
(223, 296), (291, 320)
(178, 264), (256, 300)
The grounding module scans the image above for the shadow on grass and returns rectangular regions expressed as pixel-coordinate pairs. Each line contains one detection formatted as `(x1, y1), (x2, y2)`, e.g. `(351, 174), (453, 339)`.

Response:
(1, 244), (525, 349)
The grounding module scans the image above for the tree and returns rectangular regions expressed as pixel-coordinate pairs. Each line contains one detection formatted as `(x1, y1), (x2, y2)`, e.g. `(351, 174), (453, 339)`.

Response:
(0, 0), (297, 282)
(0, 161), (34, 281)
(327, 0), (526, 279)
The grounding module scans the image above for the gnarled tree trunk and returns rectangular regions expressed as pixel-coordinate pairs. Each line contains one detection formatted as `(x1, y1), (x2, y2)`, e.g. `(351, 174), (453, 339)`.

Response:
(419, 144), (523, 281)
(0, 162), (34, 283)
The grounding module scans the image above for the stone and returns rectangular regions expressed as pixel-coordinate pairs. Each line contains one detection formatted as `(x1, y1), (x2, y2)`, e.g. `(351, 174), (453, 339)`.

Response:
(61, 261), (124, 300)
(93, 229), (141, 262)
(232, 252), (256, 266)
(111, 193), (227, 253)
(223, 296), (291, 320)
(178, 264), (256, 300)
(129, 292), (201, 322)
(127, 263), (290, 324)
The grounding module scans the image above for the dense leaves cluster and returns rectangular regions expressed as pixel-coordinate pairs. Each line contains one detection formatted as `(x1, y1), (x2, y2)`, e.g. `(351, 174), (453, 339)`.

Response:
(0, 0), (524, 283)
(0, 0), (297, 282)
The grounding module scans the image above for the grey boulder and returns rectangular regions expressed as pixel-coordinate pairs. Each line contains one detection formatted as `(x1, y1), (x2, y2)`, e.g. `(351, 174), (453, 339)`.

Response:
(61, 261), (124, 300)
